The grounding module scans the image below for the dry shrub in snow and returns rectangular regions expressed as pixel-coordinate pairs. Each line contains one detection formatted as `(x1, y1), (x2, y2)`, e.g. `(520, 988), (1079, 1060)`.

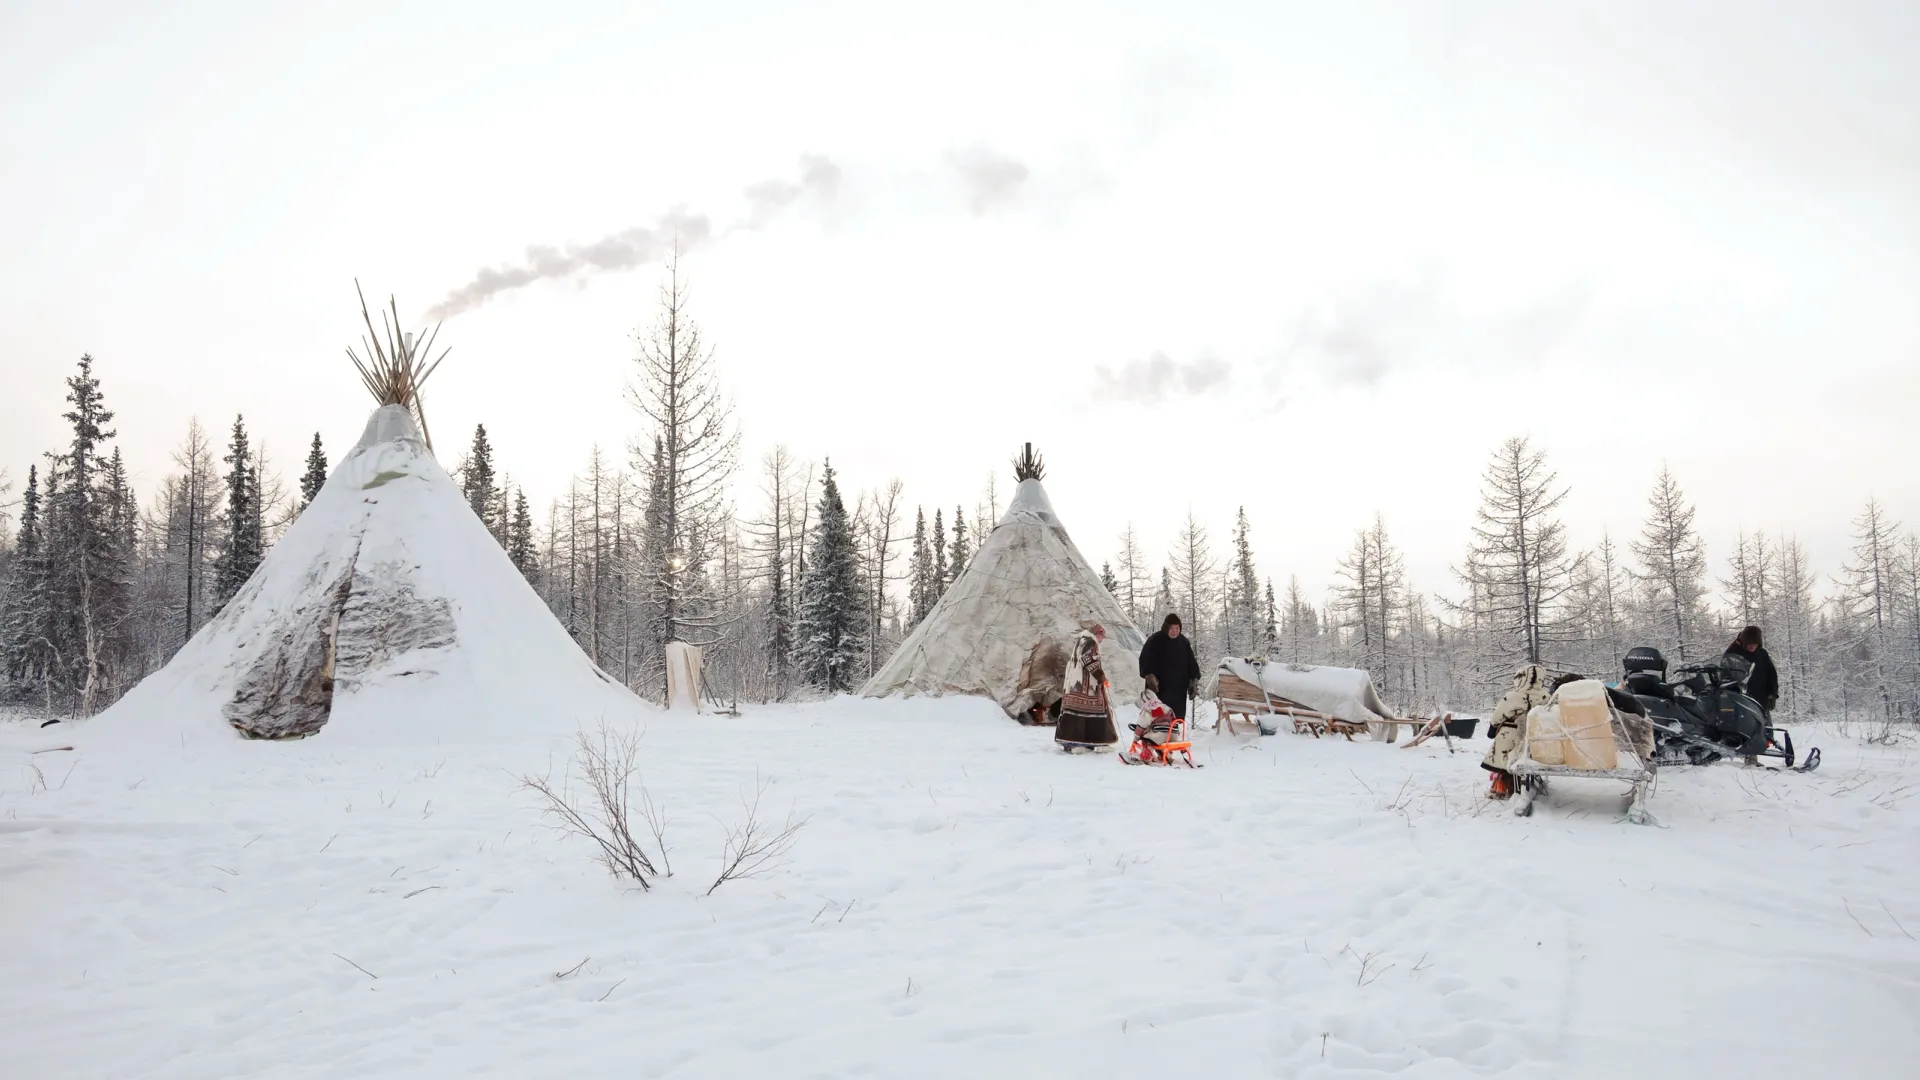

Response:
(522, 723), (669, 888)
(707, 771), (807, 896)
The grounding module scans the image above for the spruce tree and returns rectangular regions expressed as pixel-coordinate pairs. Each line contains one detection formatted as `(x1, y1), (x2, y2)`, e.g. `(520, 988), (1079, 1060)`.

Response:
(908, 507), (931, 624)
(462, 424), (498, 533)
(0, 465), (46, 684)
(947, 505), (971, 585)
(1153, 567), (1176, 627)
(60, 356), (127, 711)
(299, 432), (328, 511)
(1101, 561), (1119, 595)
(1227, 508), (1260, 655)
(795, 461), (867, 692)
(1262, 578), (1279, 657)
(508, 489), (539, 582)
(932, 508), (948, 600)
(212, 415), (262, 612)
(78, 448), (140, 702)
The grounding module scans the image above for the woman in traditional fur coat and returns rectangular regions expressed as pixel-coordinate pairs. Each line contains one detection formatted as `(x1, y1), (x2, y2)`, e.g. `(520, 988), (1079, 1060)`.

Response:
(1482, 664), (1554, 799)
(1055, 625), (1119, 752)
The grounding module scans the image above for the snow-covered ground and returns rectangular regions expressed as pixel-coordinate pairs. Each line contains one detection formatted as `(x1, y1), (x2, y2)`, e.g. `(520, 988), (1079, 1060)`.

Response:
(3, 700), (1917, 1079)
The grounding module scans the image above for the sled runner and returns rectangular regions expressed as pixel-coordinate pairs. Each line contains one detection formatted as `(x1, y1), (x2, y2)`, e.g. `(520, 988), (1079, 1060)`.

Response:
(1509, 679), (1657, 826)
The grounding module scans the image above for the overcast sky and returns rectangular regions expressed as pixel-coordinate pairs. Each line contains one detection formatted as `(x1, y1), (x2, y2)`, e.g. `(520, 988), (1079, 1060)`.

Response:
(3, 0), (1916, 607)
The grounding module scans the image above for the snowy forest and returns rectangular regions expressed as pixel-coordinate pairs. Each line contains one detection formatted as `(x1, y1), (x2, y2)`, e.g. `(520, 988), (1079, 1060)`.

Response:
(4, 275), (1918, 732)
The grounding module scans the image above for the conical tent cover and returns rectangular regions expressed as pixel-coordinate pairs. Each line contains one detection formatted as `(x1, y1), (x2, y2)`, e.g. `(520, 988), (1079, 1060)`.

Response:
(92, 405), (641, 744)
(861, 477), (1145, 717)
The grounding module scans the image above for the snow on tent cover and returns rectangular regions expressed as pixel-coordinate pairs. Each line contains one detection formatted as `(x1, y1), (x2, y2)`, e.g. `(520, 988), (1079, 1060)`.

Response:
(862, 444), (1146, 720)
(90, 289), (640, 744)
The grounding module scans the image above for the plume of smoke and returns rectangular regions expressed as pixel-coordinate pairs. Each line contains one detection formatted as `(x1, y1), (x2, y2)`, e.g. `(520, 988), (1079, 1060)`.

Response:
(1094, 350), (1232, 404)
(426, 210), (713, 320)
(426, 143), (1089, 318)
(427, 155), (845, 320)
(1272, 271), (1590, 387)
(945, 145), (1032, 215)
(1282, 277), (1446, 387)
(739, 154), (844, 229)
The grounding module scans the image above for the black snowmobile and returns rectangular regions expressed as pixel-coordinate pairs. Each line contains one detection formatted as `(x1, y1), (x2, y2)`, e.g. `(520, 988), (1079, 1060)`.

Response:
(1617, 646), (1819, 772)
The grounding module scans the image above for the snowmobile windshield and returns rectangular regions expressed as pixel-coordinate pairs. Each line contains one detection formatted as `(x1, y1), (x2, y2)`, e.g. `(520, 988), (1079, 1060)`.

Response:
(1718, 652), (1752, 683)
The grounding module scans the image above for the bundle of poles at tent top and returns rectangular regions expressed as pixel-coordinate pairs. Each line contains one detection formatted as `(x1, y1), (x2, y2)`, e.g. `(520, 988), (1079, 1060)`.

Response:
(346, 279), (448, 451)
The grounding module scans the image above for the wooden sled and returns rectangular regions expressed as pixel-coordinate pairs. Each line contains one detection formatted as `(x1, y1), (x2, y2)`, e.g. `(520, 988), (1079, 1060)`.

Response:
(1215, 674), (1419, 742)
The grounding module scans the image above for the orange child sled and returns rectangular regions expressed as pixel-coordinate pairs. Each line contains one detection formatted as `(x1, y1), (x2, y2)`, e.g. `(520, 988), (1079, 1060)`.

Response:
(1120, 690), (1200, 767)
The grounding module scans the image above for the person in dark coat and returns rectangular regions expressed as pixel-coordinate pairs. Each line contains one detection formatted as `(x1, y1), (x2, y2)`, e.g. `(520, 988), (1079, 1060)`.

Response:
(1727, 625), (1780, 716)
(1138, 613), (1202, 720)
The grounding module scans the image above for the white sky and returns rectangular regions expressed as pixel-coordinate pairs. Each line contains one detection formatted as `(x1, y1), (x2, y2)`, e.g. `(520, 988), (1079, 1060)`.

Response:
(3, 0), (1917, 607)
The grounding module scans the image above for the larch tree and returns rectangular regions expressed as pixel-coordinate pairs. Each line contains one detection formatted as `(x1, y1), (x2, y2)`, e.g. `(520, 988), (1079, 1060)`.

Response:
(1335, 513), (1405, 690)
(625, 251), (740, 697)
(1769, 535), (1818, 716)
(1721, 530), (1776, 630)
(859, 479), (906, 678)
(1835, 499), (1903, 731)
(1576, 531), (1631, 675)
(1452, 436), (1578, 666)
(1115, 524), (1151, 629)
(750, 445), (802, 697)
(1169, 512), (1218, 666)
(161, 419), (221, 651)
(795, 461), (867, 692)
(1629, 465), (1710, 662)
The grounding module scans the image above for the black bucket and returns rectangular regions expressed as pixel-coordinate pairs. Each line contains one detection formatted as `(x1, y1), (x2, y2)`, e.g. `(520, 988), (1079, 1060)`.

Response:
(1445, 715), (1480, 739)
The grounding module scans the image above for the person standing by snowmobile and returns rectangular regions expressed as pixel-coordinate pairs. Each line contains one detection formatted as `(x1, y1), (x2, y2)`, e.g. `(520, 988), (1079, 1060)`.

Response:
(1727, 625), (1780, 766)
(1055, 625), (1119, 752)
(1726, 625), (1779, 717)
(1138, 613), (1202, 721)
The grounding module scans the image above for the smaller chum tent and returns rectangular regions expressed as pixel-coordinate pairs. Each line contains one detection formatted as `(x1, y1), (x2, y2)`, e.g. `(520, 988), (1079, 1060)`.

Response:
(860, 446), (1145, 719)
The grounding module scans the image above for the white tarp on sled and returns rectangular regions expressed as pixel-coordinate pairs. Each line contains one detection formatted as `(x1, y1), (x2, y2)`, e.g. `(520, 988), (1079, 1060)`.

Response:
(1216, 658), (1396, 726)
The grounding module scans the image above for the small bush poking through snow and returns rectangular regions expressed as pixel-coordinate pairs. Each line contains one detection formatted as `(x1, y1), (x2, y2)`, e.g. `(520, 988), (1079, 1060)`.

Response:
(522, 723), (667, 888)
(708, 771), (806, 896)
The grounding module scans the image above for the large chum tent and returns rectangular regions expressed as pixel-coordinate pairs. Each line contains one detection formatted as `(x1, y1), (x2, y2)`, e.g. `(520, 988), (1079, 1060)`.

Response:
(94, 288), (638, 741)
(861, 445), (1145, 719)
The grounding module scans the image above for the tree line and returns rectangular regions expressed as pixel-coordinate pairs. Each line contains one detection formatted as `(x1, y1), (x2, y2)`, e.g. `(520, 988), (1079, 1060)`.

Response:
(5, 283), (1917, 731)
